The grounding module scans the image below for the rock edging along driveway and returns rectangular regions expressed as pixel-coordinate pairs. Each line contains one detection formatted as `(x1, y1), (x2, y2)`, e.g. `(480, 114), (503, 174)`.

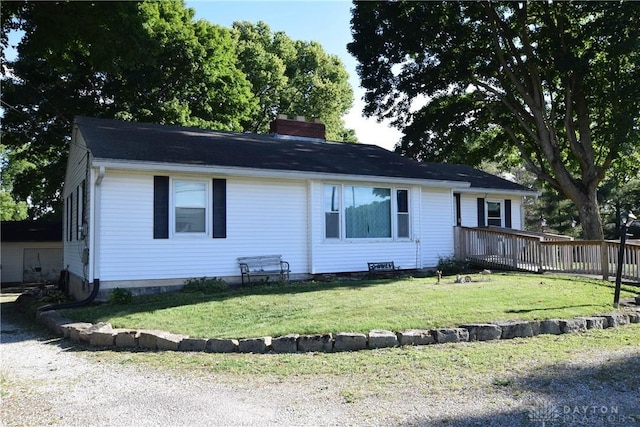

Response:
(36, 309), (640, 353)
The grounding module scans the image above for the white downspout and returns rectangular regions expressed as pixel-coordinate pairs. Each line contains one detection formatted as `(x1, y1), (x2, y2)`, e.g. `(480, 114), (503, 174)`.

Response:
(91, 166), (105, 282)
(307, 180), (315, 275)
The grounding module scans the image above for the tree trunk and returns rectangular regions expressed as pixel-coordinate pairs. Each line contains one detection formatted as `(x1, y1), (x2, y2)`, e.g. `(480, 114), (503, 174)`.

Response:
(572, 191), (604, 241)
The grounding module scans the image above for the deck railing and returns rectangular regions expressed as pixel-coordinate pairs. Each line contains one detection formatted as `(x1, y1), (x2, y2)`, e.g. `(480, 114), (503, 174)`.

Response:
(454, 226), (640, 282)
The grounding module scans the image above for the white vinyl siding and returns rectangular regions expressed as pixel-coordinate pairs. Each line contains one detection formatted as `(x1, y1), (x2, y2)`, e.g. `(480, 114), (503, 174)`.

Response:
(62, 133), (90, 280)
(512, 198), (524, 229)
(69, 161), (529, 289)
(96, 172), (308, 287)
(421, 188), (454, 267)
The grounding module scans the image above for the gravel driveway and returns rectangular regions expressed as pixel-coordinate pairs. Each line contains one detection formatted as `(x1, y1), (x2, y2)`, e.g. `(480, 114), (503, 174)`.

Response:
(1, 314), (353, 426)
(2, 306), (639, 426)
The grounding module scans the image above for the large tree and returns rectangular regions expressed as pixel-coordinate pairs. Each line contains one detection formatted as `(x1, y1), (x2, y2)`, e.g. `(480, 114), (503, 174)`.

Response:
(232, 21), (355, 142)
(0, 144), (29, 221)
(1, 1), (357, 219)
(1, 0), (255, 218)
(348, 1), (640, 239)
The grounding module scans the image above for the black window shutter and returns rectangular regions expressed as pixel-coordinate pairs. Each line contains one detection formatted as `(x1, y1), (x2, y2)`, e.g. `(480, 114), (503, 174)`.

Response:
(76, 186), (80, 240)
(81, 179), (86, 236)
(454, 193), (462, 226)
(504, 199), (512, 228)
(81, 179), (86, 225)
(69, 192), (74, 241)
(66, 196), (71, 241)
(212, 178), (227, 238)
(153, 176), (169, 239)
(477, 198), (485, 227)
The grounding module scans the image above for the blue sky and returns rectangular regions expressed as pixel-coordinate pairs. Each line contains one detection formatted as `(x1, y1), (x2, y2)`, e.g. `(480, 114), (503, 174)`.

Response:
(185, 0), (402, 149)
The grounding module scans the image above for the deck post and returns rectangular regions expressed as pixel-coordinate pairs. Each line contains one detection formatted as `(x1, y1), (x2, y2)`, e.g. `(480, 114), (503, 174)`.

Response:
(537, 240), (543, 273)
(600, 241), (609, 280)
(511, 235), (518, 269)
(454, 227), (461, 260)
(636, 245), (640, 282)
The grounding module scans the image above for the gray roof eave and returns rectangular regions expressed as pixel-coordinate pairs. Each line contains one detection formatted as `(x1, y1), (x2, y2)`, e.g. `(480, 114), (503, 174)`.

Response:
(91, 158), (472, 189)
(456, 187), (540, 197)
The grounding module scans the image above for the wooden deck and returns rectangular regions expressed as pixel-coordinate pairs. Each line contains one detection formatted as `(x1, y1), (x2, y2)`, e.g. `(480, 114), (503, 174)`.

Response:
(454, 226), (640, 282)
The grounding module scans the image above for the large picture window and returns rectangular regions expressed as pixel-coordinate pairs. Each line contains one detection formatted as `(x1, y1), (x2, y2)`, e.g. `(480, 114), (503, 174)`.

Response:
(174, 181), (206, 233)
(324, 184), (409, 240)
(345, 186), (391, 238)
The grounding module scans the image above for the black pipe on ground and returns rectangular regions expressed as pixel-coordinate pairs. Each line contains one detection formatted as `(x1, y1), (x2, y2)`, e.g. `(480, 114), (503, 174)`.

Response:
(38, 278), (100, 312)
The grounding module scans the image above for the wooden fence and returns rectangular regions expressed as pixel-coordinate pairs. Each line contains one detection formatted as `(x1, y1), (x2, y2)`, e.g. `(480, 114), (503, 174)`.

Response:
(454, 226), (640, 282)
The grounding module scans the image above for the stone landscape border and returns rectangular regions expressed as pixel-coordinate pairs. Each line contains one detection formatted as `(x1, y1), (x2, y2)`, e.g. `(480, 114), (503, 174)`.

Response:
(36, 308), (640, 353)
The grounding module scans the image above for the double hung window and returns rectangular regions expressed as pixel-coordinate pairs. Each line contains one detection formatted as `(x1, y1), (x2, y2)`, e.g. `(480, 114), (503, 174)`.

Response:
(486, 200), (502, 227)
(396, 189), (409, 238)
(324, 185), (340, 238)
(174, 181), (207, 233)
(154, 176), (226, 239)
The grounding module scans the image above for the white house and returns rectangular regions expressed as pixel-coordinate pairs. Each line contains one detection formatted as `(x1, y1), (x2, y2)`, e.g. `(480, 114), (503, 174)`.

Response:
(63, 116), (536, 299)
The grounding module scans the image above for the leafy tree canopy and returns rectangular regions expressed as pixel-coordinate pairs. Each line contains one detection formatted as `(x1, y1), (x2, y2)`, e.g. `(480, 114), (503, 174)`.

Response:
(232, 21), (355, 141)
(1, 144), (29, 221)
(1, 1), (355, 218)
(348, 1), (640, 239)
(1, 0), (255, 218)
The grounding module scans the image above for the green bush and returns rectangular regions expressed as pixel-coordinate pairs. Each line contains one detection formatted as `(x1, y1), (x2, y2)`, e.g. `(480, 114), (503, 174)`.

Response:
(436, 255), (470, 276)
(182, 277), (228, 294)
(109, 288), (133, 305)
(40, 289), (70, 304)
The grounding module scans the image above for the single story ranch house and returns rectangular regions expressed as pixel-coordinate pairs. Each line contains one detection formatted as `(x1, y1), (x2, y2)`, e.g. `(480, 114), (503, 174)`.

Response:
(63, 115), (536, 299)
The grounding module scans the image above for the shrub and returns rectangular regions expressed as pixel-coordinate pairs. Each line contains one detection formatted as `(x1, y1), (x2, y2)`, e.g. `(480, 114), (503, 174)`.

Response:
(39, 289), (70, 304)
(250, 276), (290, 287)
(182, 277), (228, 294)
(436, 255), (470, 276)
(109, 288), (133, 305)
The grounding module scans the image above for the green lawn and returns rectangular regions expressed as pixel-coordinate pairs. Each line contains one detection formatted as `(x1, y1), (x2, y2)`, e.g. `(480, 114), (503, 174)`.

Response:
(61, 273), (638, 339)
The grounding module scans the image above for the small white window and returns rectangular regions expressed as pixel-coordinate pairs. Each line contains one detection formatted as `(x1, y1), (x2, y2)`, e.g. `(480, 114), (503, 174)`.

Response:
(174, 181), (207, 233)
(324, 185), (340, 238)
(397, 189), (410, 238)
(487, 200), (502, 227)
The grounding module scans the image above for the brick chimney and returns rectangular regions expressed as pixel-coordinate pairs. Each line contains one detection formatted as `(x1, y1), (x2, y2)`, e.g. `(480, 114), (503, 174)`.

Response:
(269, 115), (326, 141)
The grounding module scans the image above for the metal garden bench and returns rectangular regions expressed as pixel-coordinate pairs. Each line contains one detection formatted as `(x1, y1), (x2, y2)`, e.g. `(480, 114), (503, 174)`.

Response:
(238, 255), (290, 284)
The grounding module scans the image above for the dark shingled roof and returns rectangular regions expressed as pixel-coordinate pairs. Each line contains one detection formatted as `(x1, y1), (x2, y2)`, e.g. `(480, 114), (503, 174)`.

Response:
(1, 220), (62, 242)
(75, 116), (533, 192)
(419, 163), (532, 192)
